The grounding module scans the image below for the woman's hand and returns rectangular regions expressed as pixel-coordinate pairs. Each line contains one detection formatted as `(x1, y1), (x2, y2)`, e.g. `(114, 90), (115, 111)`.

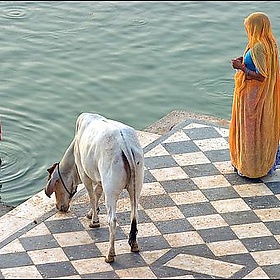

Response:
(231, 57), (244, 71)
(235, 56), (243, 62)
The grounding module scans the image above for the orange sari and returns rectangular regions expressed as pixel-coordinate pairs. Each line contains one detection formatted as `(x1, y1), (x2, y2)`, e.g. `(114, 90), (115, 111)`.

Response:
(229, 12), (280, 178)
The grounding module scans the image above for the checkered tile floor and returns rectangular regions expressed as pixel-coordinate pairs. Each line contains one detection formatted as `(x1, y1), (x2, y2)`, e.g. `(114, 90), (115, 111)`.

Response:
(1, 118), (280, 279)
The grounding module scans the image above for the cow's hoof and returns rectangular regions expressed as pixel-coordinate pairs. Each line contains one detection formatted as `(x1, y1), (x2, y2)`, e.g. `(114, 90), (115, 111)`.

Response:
(89, 222), (100, 228)
(86, 207), (100, 219)
(105, 256), (115, 263)
(131, 244), (139, 252)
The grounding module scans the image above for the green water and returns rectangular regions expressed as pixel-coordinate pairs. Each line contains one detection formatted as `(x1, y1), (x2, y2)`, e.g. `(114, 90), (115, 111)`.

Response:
(1, 1), (279, 206)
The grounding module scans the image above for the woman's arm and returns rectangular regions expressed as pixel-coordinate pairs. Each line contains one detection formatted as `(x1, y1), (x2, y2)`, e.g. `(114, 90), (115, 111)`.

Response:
(231, 58), (265, 82)
(243, 66), (265, 82)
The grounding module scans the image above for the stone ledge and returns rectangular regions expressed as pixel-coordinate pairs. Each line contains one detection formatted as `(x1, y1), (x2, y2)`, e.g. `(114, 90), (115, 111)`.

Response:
(144, 110), (230, 135)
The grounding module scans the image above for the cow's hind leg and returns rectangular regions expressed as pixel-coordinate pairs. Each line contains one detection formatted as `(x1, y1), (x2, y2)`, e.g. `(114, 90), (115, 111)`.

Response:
(129, 218), (139, 252)
(104, 194), (118, 263)
(127, 188), (140, 252)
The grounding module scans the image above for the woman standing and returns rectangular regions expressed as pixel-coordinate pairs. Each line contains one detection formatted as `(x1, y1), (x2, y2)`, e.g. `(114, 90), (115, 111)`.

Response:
(230, 12), (280, 178)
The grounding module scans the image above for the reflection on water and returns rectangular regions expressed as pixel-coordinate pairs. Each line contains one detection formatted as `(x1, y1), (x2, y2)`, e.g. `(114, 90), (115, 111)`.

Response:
(1, 1), (280, 206)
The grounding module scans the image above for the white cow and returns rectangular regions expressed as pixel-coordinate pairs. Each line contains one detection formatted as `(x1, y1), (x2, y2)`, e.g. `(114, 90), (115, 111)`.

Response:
(45, 112), (144, 263)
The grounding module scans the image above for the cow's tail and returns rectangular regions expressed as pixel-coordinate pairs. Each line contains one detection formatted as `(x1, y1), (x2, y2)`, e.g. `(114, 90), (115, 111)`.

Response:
(119, 130), (143, 250)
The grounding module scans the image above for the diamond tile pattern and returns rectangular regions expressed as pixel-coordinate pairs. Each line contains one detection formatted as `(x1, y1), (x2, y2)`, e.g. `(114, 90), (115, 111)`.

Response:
(1, 118), (280, 279)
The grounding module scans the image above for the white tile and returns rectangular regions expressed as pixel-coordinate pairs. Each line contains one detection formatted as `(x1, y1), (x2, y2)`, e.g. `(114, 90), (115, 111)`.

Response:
(169, 190), (208, 205)
(193, 138), (229, 151)
(172, 152), (210, 166)
(211, 198), (251, 213)
(141, 182), (166, 196)
(192, 175), (231, 189)
(233, 183), (273, 197)
(145, 144), (169, 157)
(231, 222), (272, 239)
(163, 130), (190, 143)
(187, 214), (227, 230)
(149, 167), (188, 181)
(28, 247), (68, 265)
(207, 239), (248, 256)
(164, 253), (244, 278)
(1, 266), (42, 279)
(53, 231), (93, 247)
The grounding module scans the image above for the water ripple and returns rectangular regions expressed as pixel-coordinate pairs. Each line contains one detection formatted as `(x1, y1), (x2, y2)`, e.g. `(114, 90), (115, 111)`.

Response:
(0, 109), (57, 206)
(132, 18), (148, 26)
(0, 129), (36, 183)
(1, 0), (280, 207)
(1, 5), (28, 19)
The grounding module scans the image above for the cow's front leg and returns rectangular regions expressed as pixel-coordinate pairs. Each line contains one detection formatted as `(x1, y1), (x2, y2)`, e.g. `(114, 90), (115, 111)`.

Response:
(86, 183), (103, 228)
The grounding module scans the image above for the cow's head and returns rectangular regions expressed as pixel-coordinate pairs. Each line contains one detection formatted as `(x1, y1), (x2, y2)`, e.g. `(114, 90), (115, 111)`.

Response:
(45, 162), (77, 212)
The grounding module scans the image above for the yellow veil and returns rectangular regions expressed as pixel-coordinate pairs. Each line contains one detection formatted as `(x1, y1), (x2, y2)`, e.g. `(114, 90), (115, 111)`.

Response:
(229, 12), (280, 178)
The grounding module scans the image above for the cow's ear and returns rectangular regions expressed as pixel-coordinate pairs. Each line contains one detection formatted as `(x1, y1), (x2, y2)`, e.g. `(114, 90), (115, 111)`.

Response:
(45, 178), (57, 198)
(47, 162), (59, 174)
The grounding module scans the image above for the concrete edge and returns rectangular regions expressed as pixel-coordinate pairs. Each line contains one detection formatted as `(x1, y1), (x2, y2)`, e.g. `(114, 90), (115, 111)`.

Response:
(144, 110), (230, 135)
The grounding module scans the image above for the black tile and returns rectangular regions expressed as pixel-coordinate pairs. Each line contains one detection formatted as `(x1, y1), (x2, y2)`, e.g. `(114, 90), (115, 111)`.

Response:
(144, 155), (179, 169)
(45, 217), (85, 234)
(182, 163), (221, 178)
(264, 220), (280, 235)
(152, 264), (193, 279)
(152, 244), (214, 269)
(86, 227), (110, 243)
(138, 235), (170, 251)
(218, 252), (258, 267)
(265, 181), (280, 194)
(151, 245), (216, 279)
(224, 174), (262, 185)
(0, 252), (33, 269)
(183, 127), (222, 140)
(19, 234), (59, 251)
(179, 202), (218, 218)
(241, 236), (280, 252)
(160, 179), (198, 193)
(243, 195), (280, 209)
(70, 203), (90, 218)
(202, 187), (240, 201)
(87, 225), (126, 242)
(36, 261), (78, 278)
(81, 271), (120, 279)
(144, 170), (157, 183)
(221, 210), (261, 226)
(139, 194), (176, 209)
(116, 209), (152, 226)
(173, 244), (215, 259)
(162, 140), (200, 155)
(218, 253), (258, 278)
(198, 226), (237, 243)
(63, 244), (102, 260)
(204, 149), (230, 162)
(262, 264), (280, 279)
(155, 219), (195, 234)
(109, 252), (147, 270)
